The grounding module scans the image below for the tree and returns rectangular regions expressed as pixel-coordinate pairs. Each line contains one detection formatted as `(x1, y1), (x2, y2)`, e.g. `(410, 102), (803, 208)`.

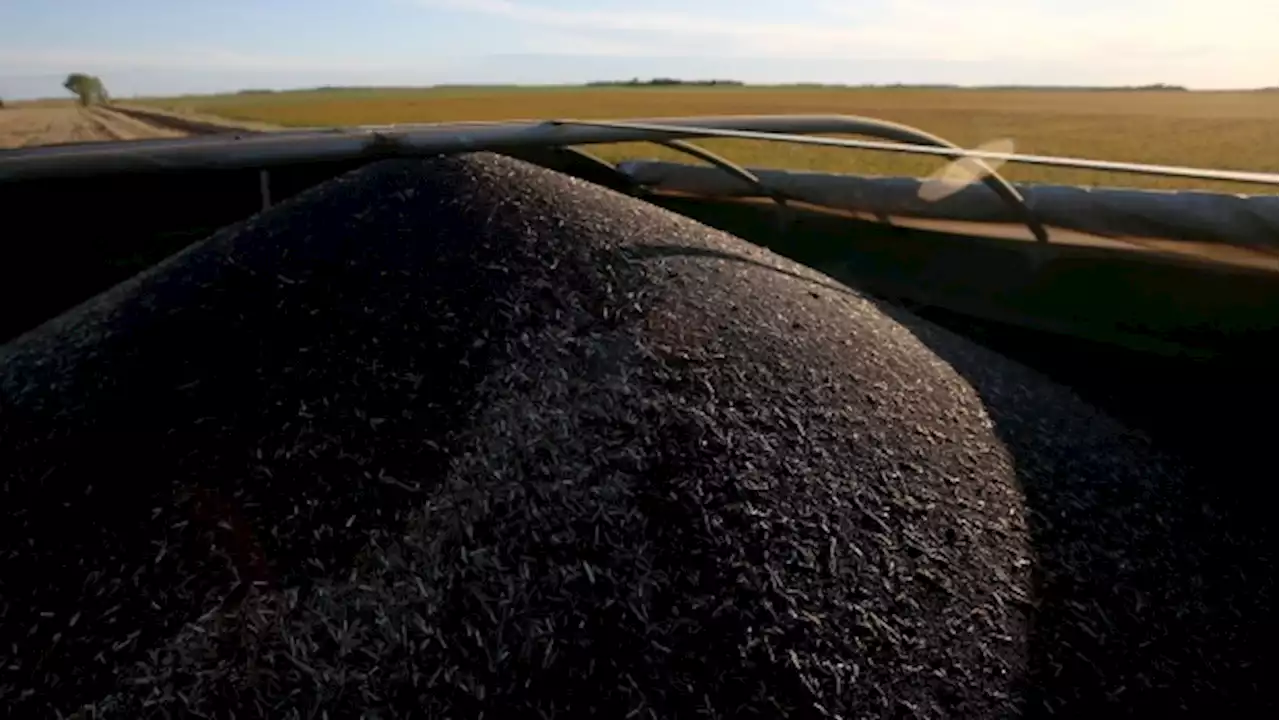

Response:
(63, 73), (109, 106)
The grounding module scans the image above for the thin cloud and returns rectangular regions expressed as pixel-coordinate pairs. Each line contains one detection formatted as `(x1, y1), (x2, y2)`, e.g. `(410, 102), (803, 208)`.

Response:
(416, 0), (1279, 71)
(0, 47), (435, 75)
(827, 0), (1279, 55)
(413, 0), (886, 53)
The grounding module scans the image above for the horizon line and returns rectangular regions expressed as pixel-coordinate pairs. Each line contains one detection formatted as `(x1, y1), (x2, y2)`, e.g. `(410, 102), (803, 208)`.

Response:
(8, 80), (1278, 103)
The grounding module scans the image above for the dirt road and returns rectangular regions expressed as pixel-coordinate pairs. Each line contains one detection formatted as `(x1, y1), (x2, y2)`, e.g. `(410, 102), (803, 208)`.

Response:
(0, 106), (186, 149)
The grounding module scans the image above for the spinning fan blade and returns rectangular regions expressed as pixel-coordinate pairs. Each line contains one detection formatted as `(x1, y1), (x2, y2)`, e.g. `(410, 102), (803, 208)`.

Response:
(918, 138), (1015, 202)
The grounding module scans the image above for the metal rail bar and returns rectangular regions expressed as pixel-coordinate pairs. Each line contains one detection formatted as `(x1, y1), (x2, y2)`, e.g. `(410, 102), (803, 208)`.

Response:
(649, 138), (795, 230)
(502, 144), (636, 192)
(556, 119), (1280, 186)
(2, 115), (969, 179)
(652, 139), (774, 199)
(554, 118), (1048, 241)
(0, 114), (1054, 241)
(7, 115), (1273, 186)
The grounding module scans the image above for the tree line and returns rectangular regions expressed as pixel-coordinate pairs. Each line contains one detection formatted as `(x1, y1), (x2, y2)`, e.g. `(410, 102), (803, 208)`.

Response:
(587, 78), (745, 87)
(583, 80), (1193, 91)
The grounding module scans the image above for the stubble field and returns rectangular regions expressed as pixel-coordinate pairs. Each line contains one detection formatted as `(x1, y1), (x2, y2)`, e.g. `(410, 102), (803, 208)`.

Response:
(0, 105), (183, 149)
(141, 86), (1280, 193)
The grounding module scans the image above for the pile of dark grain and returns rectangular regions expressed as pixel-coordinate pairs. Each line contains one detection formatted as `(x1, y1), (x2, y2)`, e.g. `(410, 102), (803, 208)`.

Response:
(0, 153), (1270, 719)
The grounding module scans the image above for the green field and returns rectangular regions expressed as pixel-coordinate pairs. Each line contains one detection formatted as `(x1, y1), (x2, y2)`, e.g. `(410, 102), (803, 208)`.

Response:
(144, 86), (1279, 193)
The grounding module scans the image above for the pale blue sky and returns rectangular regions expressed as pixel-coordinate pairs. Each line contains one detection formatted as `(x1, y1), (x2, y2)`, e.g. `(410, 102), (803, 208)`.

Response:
(1, 0), (1275, 98)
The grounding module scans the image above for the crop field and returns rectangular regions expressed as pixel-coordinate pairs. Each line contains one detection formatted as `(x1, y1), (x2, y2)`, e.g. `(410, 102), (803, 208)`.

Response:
(141, 86), (1279, 193)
